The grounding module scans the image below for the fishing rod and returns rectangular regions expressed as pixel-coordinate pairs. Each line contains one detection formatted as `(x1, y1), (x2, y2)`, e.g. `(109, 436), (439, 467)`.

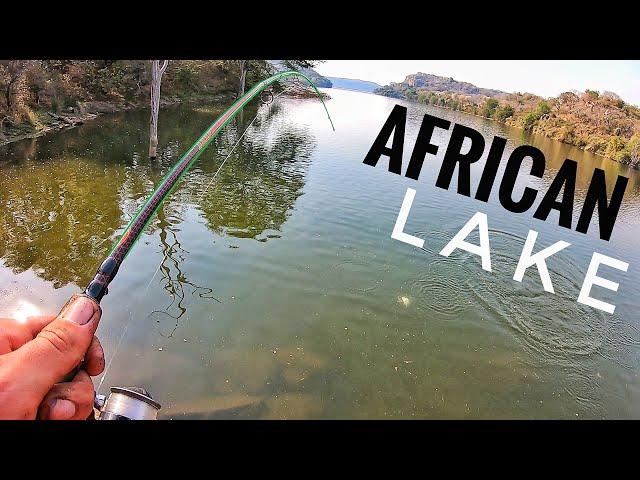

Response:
(63, 70), (334, 419)
(85, 70), (334, 304)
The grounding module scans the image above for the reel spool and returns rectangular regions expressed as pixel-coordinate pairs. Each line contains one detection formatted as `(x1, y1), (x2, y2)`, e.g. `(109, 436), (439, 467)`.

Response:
(95, 386), (161, 420)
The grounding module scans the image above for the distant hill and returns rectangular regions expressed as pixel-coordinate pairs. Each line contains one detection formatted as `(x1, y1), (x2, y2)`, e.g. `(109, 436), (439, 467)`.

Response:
(300, 67), (332, 88)
(327, 77), (381, 93)
(375, 72), (505, 99)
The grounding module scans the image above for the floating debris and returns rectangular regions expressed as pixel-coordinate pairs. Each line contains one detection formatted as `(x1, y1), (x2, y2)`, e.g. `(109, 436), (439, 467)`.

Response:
(397, 295), (411, 308)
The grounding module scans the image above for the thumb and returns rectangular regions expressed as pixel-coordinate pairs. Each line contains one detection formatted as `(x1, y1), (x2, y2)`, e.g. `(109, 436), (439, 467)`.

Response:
(8, 294), (101, 398)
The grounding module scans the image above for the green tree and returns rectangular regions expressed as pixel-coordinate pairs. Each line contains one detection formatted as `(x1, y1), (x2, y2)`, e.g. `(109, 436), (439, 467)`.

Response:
(537, 101), (551, 116)
(495, 104), (514, 122)
(523, 112), (539, 131)
(481, 98), (499, 118)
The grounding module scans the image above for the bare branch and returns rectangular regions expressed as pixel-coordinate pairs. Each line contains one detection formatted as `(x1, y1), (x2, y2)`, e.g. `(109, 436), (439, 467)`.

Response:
(160, 60), (169, 76)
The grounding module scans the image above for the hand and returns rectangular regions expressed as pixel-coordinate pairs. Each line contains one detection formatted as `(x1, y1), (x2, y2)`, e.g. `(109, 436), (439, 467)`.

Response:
(0, 295), (104, 420)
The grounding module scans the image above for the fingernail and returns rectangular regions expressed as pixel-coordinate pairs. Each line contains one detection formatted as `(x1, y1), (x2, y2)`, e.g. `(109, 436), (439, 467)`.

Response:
(50, 399), (76, 420)
(61, 296), (98, 326)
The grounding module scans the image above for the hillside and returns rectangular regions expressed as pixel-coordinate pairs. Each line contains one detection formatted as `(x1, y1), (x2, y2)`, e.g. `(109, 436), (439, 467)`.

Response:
(327, 77), (380, 93)
(268, 61), (332, 88)
(375, 73), (640, 168)
(377, 72), (503, 98)
(298, 67), (332, 88)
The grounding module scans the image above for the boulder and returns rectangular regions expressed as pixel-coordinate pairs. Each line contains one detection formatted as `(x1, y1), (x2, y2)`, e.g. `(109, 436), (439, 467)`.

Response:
(77, 101), (119, 115)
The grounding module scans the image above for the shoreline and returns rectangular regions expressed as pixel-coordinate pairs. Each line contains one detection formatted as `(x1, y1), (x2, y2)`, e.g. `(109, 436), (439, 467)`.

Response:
(0, 85), (329, 149)
(0, 93), (233, 148)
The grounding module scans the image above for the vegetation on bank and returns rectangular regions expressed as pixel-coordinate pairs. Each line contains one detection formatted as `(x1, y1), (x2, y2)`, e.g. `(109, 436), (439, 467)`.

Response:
(0, 60), (323, 144)
(376, 77), (640, 169)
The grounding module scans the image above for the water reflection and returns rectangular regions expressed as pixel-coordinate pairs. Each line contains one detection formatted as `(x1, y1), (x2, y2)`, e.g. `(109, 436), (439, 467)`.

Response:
(0, 151), (123, 287)
(149, 205), (220, 338)
(194, 106), (315, 240)
(0, 101), (316, 289)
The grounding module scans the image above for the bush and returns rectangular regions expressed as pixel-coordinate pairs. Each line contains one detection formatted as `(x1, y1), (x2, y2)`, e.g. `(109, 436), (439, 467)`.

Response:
(605, 136), (625, 159)
(481, 98), (499, 118)
(615, 135), (640, 166)
(496, 104), (514, 122)
(523, 112), (539, 131)
(537, 101), (551, 115)
(171, 62), (199, 92)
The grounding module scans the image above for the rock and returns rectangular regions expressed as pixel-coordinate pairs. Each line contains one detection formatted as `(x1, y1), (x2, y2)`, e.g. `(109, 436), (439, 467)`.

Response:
(161, 394), (264, 419)
(77, 101), (119, 115)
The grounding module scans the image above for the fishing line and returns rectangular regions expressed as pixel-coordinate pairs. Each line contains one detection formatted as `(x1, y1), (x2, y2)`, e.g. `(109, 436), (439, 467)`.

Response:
(197, 110), (261, 204)
(97, 310), (132, 392)
(144, 247), (172, 292)
(196, 85), (292, 203)
(97, 246), (170, 391)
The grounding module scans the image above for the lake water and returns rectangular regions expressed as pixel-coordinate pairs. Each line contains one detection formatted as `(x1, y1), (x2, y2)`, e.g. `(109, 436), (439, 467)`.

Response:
(1, 88), (639, 419)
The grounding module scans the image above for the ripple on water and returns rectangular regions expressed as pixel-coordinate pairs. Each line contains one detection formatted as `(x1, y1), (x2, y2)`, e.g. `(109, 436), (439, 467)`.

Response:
(328, 259), (384, 294)
(464, 229), (640, 372)
(317, 244), (388, 296)
(405, 246), (475, 318)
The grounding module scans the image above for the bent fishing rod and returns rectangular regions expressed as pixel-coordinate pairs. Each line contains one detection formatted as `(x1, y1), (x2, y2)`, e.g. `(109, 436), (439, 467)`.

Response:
(82, 70), (333, 304)
(55, 71), (333, 419)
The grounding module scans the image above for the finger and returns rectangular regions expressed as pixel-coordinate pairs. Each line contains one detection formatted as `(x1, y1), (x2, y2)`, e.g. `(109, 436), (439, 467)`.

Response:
(45, 399), (76, 420)
(0, 316), (57, 354)
(83, 335), (105, 377)
(38, 370), (95, 420)
(5, 295), (101, 400)
(22, 315), (60, 337)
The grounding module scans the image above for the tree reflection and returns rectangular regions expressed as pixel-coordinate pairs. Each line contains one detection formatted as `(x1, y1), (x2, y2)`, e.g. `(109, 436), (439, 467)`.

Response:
(0, 152), (123, 288)
(193, 105), (316, 239)
(149, 204), (220, 338)
(0, 99), (316, 291)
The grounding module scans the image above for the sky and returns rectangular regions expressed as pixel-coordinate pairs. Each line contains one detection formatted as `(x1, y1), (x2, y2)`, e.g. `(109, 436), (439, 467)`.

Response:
(316, 61), (640, 106)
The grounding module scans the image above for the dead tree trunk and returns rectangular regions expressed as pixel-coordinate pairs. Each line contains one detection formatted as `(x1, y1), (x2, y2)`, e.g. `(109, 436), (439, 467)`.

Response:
(149, 60), (168, 159)
(238, 60), (247, 97)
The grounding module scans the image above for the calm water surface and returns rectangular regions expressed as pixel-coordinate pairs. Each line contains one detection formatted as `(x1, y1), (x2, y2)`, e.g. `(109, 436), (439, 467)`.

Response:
(1, 89), (639, 418)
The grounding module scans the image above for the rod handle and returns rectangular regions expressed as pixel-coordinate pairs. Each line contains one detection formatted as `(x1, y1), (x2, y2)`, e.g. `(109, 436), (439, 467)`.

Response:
(84, 256), (119, 303)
